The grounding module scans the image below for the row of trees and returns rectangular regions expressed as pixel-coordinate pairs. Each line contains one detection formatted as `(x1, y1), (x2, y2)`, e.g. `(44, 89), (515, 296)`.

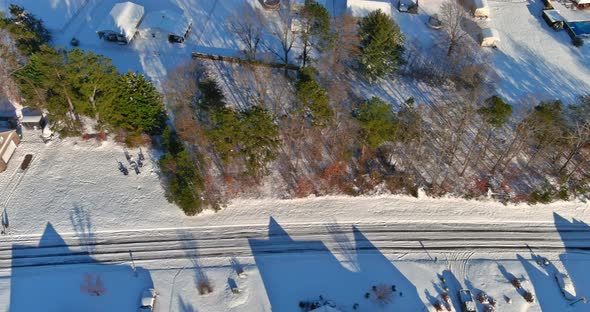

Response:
(15, 46), (166, 141)
(0, 5), (166, 143)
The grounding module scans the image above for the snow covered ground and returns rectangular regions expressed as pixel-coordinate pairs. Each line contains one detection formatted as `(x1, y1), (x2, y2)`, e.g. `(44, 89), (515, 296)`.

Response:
(0, 131), (589, 311)
(1, 1), (590, 311)
(3, 0), (587, 103)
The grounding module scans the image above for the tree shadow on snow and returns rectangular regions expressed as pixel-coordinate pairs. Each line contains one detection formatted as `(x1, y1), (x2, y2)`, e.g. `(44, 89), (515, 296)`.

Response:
(553, 213), (590, 310)
(69, 203), (96, 253)
(248, 217), (426, 311)
(8, 222), (154, 312)
(178, 295), (198, 312)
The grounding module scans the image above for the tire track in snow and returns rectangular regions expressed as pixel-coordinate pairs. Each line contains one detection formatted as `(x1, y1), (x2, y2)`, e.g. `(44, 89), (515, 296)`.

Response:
(1, 222), (589, 269)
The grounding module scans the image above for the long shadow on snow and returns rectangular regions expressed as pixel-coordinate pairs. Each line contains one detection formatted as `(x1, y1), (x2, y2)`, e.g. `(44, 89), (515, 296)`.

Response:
(248, 217), (426, 311)
(553, 213), (590, 310)
(8, 222), (154, 312)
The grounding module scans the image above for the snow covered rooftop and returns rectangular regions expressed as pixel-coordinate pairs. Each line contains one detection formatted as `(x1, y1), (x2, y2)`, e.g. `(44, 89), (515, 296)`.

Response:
(347, 0), (392, 17)
(139, 10), (192, 37)
(543, 9), (565, 23)
(97, 2), (145, 43)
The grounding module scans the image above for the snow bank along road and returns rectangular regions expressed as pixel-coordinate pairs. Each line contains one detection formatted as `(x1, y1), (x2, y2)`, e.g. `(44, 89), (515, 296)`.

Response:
(2, 220), (589, 269)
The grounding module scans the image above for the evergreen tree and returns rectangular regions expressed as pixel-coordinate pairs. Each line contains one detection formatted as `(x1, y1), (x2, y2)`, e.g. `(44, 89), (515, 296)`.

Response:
(299, 0), (333, 67)
(106, 72), (166, 136)
(358, 10), (405, 81)
(239, 105), (281, 177)
(354, 97), (398, 148)
(478, 96), (512, 128)
(65, 49), (119, 129)
(159, 127), (205, 216)
(0, 5), (50, 55)
(198, 78), (226, 112)
(207, 107), (242, 165)
(15, 46), (84, 134)
(295, 67), (333, 128)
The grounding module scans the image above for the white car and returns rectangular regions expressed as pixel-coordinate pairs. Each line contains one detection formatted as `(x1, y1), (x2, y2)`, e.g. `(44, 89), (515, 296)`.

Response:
(555, 272), (577, 301)
(138, 288), (157, 312)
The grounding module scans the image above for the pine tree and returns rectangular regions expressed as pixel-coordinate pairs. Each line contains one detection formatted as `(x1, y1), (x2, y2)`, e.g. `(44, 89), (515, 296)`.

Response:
(358, 10), (405, 81)
(239, 105), (280, 177)
(15, 46), (84, 134)
(299, 0), (333, 67)
(295, 67), (333, 128)
(354, 97), (398, 149)
(106, 72), (166, 136)
(65, 49), (119, 129)
(0, 5), (50, 55)
(478, 96), (512, 128)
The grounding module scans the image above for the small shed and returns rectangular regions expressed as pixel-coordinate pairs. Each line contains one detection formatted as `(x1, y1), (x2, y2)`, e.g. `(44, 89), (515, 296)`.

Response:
(472, 0), (489, 18)
(480, 27), (500, 47)
(542, 10), (565, 31)
(97, 2), (145, 44)
(347, 0), (392, 17)
(20, 108), (44, 129)
(139, 10), (192, 43)
(0, 130), (20, 172)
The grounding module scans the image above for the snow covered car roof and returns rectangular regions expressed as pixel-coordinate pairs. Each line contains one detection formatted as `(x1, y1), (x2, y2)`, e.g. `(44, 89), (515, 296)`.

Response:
(139, 288), (156, 310)
(97, 2), (145, 43)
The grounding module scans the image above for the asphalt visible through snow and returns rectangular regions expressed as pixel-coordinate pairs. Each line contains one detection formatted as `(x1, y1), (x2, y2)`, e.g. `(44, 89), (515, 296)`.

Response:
(1, 221), (589, 269)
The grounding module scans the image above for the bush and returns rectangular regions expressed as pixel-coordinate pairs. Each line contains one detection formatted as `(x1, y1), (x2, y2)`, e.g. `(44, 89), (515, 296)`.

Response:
(573, 36), (584, 47)
(159, 127), (206, 215)
(529, 190), (553, 204)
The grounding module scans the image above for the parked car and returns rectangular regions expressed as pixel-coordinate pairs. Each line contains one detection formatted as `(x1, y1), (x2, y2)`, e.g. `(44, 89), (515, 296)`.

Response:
(555, 272), (577, 300)
(459, 289), (477, 312)
(138, 288), (157, 312)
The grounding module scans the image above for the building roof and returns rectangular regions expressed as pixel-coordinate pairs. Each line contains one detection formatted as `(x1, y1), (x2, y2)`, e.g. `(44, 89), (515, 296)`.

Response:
(139, 10), (192, 37)
(347, 0), (392, 17)
(0, 130), (18, 158)
(97, 2), (145, 42)
(543, 10), (565, 23)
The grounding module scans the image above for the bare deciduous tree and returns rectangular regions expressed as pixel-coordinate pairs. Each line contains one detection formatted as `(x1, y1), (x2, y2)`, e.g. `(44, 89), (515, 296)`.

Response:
(440, 0), (469, 56)
(226, 3), (266, 60)
(318, 13), (360, 77)
(264, 4), (296, 73)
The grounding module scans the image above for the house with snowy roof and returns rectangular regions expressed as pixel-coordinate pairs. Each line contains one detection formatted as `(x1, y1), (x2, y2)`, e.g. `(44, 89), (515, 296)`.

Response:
(0, 130), (19, 172)
(138, 10), (193, 43)
(346, 0), (392, 18)
(96, 2), (145, 44)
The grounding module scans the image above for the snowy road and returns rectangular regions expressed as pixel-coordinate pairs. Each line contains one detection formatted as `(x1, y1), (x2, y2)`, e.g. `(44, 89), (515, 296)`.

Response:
(2, 221), (589, 269)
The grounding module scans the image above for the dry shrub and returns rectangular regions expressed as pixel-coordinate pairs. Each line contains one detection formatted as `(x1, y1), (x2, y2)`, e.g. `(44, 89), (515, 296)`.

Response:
(471, 178), (489, 196)
(197, 279), (213, 295)
(372, 284), (393, 305)
(127, 133), (152, 147)
(294, 178), (315, 198)
(96, 131), (108, 142)
(322, 161), (355, 194)
(385, 175), (417, 196)
(80, 273), (107, 296)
